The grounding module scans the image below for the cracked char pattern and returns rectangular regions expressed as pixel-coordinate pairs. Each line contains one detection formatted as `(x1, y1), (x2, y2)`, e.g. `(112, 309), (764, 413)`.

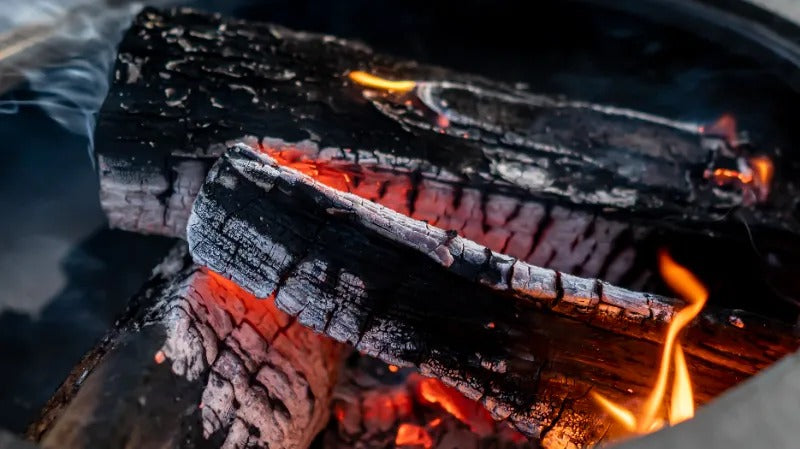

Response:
(37, 244), (344, 449)
(158, 266), (344, 449)
(188, 145), (799, 448)
(96, 8), (800, 287)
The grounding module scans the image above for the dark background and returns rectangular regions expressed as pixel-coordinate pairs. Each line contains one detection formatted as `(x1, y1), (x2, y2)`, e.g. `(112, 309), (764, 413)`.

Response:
(1, 0), (800, 435)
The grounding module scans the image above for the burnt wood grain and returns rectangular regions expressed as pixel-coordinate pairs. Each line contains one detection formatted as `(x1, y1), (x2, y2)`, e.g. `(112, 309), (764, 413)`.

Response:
(187, 145), (799, 448)
(28, 243), (344, 449)
(96, 8), (800, 287)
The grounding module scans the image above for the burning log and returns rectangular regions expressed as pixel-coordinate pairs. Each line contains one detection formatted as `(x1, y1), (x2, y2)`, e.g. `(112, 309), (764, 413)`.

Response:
(96, 8), (800, 286)
(187, 144), (799, 448)
(28, 243), (344, 449)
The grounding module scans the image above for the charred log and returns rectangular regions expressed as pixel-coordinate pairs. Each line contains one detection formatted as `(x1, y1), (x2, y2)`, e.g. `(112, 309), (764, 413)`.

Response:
(187, 145), (799, 448)
(28, 243), (344, 449)
(96, 8), (800, 286)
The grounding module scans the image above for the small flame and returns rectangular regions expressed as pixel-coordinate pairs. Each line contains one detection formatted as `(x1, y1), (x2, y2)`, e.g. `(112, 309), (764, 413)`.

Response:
(705, 155), (775, 203)
(748, 155), (774, 201)
(348, 70), (416, 93)
(709, 167), (752, 186)
(592, 250), (708, 435)
(388, 364), (400, 373)
(395, 423), (433, 449)
(669, 346), (694, 425)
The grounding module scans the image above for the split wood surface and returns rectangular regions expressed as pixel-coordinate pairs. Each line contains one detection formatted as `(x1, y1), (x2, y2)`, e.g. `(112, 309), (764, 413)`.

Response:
(96, 8), (800, 290)
(28, 243), (344, 449)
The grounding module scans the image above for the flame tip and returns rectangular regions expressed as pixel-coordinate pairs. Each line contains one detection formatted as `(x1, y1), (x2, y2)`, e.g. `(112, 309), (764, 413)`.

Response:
(347, 70), (416, 92)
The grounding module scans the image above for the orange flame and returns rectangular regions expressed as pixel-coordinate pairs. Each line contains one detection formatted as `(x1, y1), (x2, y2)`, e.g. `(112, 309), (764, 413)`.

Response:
(415, 377), (495, 436)
(706, 155), (775, 203)
(395, 423), (433, 449)
(348, 71), (416, 93)
(592, 250), (708, 434)
(748, 155), (774, 201)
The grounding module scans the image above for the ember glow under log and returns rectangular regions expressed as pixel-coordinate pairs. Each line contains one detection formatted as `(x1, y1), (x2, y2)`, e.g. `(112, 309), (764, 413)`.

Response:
(29, 244), (344, 449)
(187, 144), (799, 448)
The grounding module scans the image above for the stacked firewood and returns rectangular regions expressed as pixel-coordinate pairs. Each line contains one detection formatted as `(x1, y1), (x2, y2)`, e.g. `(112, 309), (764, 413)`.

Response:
(27, 7), (800, 449)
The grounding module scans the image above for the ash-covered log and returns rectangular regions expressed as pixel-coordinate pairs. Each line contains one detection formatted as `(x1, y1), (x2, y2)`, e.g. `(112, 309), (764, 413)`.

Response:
(96, 7), (800, 286)
(28, 243), (344, 449)
(187, 144), (799, 448)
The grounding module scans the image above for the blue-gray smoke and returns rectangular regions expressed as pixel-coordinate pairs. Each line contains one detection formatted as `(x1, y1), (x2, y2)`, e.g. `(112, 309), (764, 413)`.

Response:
(0, 0), (171, 158)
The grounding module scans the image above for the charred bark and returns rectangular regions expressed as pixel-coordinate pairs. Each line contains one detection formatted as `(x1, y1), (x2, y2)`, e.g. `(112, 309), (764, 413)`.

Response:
(96, 8), (800, 286)
(28, 243), (344, 449)
(187, 145), (798, 448)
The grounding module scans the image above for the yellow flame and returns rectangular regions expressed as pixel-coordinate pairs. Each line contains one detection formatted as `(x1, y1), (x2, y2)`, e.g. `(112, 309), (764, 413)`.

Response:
(590, 392), (636, 432)
(669, 345), (694, 425)
(347, 71), (416, 92)
(749, 156), (774, 189)
(593, 250), (708, 435)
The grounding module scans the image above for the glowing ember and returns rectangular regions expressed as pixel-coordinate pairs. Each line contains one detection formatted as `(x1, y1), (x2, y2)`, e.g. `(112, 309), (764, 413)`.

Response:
(348, 70), (416, 93)
(388, 364), (400, 373)
(395, 423), (433, 449)
(415, 377), (494, 436)
(705, 155), (775, 203)
(592, 250), (708, 435)
(669, 346), (693, 425)
(333, 403), (346, 423)
(708, 167), (752, 186)
(153, 350), (166, 365)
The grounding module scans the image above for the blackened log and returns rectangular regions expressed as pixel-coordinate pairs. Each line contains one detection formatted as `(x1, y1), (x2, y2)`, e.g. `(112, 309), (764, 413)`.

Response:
(96, 8), (800, 282)
(28, 243), (344, 449)
(187, 144), (799, 448)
